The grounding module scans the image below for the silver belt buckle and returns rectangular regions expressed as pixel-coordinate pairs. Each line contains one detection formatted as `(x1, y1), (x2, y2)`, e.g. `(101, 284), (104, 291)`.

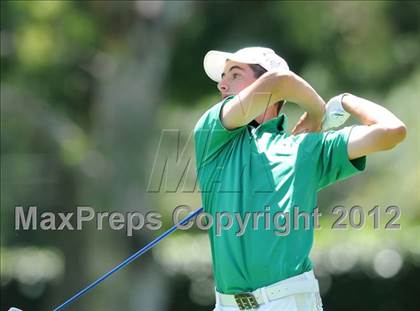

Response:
(234, 292), (259, 310)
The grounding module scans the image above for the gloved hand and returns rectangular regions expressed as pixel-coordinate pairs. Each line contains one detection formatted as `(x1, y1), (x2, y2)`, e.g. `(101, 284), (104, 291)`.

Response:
(322, 93), (351, 130)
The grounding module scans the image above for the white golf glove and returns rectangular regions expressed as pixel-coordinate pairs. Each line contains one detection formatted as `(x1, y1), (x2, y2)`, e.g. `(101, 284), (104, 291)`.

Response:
(322, 93), (351, 130)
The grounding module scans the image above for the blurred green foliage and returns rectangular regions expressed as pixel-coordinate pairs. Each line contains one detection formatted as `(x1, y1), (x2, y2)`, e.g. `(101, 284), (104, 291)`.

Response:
(1, 1), (420, 311)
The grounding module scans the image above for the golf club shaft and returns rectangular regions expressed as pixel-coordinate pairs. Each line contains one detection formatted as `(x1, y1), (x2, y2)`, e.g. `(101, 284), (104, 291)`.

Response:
(53, 207), (203, 311)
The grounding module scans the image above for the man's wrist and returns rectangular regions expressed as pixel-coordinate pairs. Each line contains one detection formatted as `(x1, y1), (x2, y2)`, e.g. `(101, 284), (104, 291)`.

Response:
(284, 72), (325, 117)
(303, 95), (326, 123)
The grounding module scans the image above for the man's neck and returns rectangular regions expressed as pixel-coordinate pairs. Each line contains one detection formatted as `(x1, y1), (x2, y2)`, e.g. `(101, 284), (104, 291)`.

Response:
(254, 104), (281, 124)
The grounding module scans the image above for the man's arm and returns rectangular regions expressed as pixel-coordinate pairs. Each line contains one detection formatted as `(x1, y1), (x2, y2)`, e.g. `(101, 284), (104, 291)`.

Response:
(221, 71), (325, 130)
(343, 94), (407, 160)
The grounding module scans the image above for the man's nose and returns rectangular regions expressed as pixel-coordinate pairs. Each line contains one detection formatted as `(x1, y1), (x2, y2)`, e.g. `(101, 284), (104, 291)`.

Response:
(217, 81), (228, 93)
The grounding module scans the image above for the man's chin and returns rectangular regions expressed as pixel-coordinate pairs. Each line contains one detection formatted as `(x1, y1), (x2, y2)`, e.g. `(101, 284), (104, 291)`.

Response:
(222, 94), (234, 100)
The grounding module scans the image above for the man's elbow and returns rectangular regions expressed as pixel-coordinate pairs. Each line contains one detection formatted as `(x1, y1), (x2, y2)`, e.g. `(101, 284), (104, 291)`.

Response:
(394, 123), (407, 142)
(381, 123), (407, 149)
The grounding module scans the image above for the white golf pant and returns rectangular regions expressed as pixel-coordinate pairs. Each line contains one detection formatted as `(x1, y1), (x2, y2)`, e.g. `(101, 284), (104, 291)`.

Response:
(213, 271), (323, 311)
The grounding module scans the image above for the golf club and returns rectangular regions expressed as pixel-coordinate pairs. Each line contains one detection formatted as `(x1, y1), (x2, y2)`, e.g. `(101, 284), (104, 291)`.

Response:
(8, 207), (203, 311)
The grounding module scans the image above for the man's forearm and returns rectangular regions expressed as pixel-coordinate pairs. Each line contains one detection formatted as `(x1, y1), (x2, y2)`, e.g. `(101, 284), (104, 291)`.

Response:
(279, 72), (325, 121)
(222, 71), (325, 130)
(342, 94), (406, 130)
(342, 94), (407, 158)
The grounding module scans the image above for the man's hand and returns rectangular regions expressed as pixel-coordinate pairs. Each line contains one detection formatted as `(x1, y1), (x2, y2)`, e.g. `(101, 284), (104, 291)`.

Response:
(322, 94), (351, 130)
(291, 112), (322, 135)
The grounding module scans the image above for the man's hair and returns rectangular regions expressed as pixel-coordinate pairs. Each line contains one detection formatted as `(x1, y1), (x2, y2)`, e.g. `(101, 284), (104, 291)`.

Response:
(248, 64), (284, 115)
(249, 63), (268, 80)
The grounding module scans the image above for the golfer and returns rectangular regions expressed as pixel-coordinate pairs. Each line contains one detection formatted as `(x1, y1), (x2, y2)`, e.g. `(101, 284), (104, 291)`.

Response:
(194, 47), (406, 311)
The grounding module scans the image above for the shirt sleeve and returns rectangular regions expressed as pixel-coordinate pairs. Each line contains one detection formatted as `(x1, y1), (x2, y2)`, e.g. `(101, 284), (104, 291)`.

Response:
(315, 126), (367, 190)
(194, 96), (245, 167)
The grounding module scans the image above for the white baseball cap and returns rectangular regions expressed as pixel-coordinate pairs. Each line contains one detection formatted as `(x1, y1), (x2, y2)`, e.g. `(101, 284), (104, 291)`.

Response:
(203, 47), (289, 82)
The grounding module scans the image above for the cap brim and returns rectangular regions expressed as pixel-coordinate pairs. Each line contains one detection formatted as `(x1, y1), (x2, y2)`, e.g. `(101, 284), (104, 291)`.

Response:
(203, 50), (233, 83)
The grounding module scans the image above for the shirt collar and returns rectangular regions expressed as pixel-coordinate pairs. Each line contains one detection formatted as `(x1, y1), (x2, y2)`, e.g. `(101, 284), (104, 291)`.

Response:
(254, 113), (288, 133)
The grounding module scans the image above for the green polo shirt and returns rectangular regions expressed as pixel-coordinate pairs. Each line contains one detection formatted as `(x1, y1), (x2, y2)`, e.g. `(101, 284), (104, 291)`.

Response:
(194, 96), (366, 294)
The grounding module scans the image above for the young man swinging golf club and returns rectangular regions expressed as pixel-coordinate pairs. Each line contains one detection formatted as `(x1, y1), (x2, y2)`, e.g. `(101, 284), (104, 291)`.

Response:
(194, 47), (407, 311)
